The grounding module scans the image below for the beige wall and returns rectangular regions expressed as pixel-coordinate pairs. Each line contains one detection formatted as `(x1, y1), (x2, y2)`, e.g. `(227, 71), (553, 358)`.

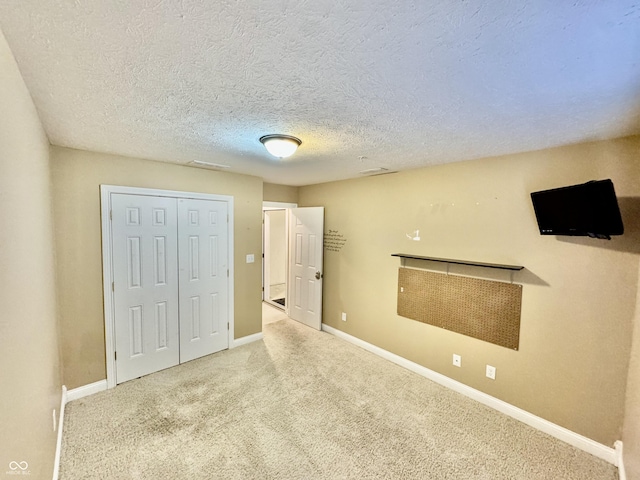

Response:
(299, 136), (640, 446)
(623, 258), (640, 479)
(264, 182), (299, 204)
(0, 30), (62, 478)
(51, 148), (263, 389)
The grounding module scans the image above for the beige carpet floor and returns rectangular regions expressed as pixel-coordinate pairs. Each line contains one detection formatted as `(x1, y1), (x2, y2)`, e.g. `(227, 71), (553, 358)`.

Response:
(61, 318), (617, 479)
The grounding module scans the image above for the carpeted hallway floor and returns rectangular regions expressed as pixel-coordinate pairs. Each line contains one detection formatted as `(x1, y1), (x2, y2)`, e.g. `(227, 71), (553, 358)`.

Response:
(60, 317), (617, 479)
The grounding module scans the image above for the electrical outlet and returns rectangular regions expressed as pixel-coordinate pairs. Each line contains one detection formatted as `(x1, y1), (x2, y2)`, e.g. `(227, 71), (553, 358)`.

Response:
(486, 365), (496, 380)
(246, 254), (255, 263)
(341, 312), (347, 321)
(453, 354), (461, 367)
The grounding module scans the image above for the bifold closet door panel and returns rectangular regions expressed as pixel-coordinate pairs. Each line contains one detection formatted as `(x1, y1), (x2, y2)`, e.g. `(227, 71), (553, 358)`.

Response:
(178, 198), (229, 363)
(112, 194), (180, 384)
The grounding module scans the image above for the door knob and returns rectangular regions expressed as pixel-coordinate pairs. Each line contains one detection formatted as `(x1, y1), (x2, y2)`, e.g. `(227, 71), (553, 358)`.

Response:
(315, 271), (323, 280)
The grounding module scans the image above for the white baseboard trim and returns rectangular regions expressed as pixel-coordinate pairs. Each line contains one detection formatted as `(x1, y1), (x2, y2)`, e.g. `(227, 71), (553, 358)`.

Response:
(615, 441), (626, 479)
(52, 385), (67, 480)
(66, 380), (108, 403)
(321, 324), (617, 465)
(231, 331), (264, 348)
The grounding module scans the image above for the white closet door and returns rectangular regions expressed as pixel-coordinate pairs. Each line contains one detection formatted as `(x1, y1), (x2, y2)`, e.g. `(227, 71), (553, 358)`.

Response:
(112, 194), (179, 384)
(178, 198), (229, 362)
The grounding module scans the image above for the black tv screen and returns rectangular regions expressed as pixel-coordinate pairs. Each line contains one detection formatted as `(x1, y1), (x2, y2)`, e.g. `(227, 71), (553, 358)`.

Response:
(530, 179), (624, 240)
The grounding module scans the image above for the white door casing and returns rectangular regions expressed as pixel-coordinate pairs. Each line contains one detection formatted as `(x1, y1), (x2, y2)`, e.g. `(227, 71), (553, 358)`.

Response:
(263, 210), (272, 304)
(111, 194), (180, 384)
(102, 185), (235, 389)
(288, 207), (324, 330)
(178, 198), (229, 362)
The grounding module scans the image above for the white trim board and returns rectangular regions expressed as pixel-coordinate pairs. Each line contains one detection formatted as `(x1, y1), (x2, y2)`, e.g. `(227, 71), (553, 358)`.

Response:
(231, 332), (264, 348)
(100, 185), (235, 389)
(615, 441), (626, 479)
(66, 380), (108, 403)
(52, 386), (67, 480)
(321, 323), (618, 465)
(263, 201), (297, 210)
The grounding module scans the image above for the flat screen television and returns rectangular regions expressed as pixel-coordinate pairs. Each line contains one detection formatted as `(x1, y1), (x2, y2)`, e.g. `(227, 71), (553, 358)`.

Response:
(530, 179), (624, 240)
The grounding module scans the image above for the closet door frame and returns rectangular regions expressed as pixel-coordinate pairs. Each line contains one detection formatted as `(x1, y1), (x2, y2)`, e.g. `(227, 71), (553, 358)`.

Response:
(101, 185), (235, 389)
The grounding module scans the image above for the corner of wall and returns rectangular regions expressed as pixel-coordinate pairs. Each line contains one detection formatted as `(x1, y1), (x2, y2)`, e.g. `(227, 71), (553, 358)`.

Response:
(621, 257), (640, 480)
(0, 26), (62, 479)
(263, 182), (299, 204)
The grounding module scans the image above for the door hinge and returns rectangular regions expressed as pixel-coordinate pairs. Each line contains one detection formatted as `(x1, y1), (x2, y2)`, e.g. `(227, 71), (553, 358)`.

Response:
(227, 269), (229, 277)
(227, 322), (229, 330)
(115, 351), (117, 361)
(112, 281), (114, 292)
(110, 210), (112, 220)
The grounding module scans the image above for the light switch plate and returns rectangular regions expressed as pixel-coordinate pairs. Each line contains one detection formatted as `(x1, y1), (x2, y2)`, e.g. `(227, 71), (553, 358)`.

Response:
(246, 254), (254, 263)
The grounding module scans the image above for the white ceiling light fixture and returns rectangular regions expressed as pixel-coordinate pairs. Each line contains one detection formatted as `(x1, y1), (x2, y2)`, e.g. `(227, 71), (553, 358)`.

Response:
(259, 134), (302, 158)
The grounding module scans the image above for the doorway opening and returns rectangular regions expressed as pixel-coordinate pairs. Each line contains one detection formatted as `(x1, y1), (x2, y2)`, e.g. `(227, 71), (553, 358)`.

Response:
(262, 202), (296, 312)
(262, 301), (289, 327)
(264, 209), (287, 309)
(262, 202), (325, 331)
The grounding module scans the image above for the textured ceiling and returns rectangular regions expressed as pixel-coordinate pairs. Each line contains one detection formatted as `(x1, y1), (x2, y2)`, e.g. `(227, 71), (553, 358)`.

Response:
(0, 1), (639, 186)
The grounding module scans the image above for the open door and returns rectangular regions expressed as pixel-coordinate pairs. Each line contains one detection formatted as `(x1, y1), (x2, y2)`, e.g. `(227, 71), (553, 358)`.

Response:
(288, 207), (324, 330)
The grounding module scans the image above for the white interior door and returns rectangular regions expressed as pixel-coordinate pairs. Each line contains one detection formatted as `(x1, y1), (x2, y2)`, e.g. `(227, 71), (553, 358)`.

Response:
(288, 207), (324, 330)
(178, 198), (229, 362)
(112, 194), (179, 384)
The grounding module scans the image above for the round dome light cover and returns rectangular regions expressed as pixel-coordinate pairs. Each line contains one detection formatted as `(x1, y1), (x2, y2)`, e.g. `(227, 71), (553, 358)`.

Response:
(259, 134), (302, 158)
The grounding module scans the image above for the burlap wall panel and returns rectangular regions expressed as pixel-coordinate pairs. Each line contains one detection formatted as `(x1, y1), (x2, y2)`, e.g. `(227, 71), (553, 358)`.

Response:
(397, 267), (522, 349)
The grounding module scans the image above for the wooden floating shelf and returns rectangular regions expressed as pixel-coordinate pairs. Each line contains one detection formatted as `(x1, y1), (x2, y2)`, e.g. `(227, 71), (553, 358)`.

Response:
(391, 253), (524, 271)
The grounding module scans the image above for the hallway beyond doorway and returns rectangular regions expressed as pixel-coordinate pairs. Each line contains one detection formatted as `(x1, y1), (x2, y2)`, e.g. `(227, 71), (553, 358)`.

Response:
(262, 301), (288, 326)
